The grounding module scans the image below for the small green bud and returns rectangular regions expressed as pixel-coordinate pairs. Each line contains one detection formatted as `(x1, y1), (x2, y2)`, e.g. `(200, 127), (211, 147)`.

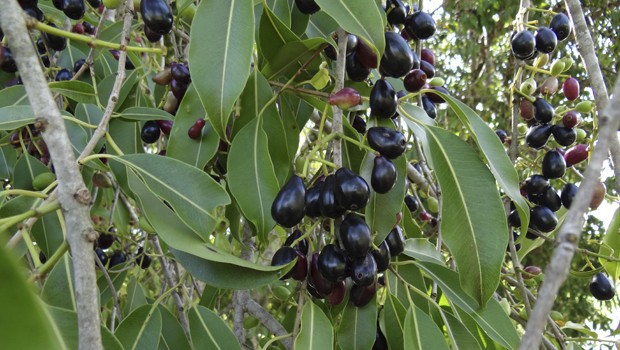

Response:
(575, 100), (594, 113)
(550, 60), (565, 76)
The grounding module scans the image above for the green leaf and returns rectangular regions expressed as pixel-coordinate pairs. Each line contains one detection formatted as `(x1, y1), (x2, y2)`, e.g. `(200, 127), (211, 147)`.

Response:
(0, 243), (67, 349)
(0, 85), (28, 107)
(41, 254), (75, 311)
(261, 38), (326, 79)
(110, 154), (231, 241)
(0, 145), (17, 179)
(415, 261), (519, 349)
(259, 5), (299, 66)
(158, 305), (192, 350)
(441, 309), (484, 350)
(402, 238), (444, 265)
(166, 86), (219, 169)
(306, 11), (338, 40)
(189, 0), (254, 140)
(115, 305), (162, 350)
(125, 276), (148, 315)
(47, 305), (124, 350)
(600, 206), (620, 281)
(0, 105), (36, 130)
(314, 0), (385, 64)
(561, 322), (598, 338)
(189, 306), (241, 350)
(382, 293), (407, 350)
(403, 305), (450, 350)
(119, 107), (174, 121)
(361, 152), (407, 243)
(424, 126), (507, 306)
(295, 300), (334, 350)
(12, 153), (50, 190)
(49, 81), (96, 104)
(427, 91), (530, 234)
(337, 298), (377, 350)
(227, 118), (280, 242)
(74, 103), (103, 137)
(97, 69), (139, 111)
(98, 267), (128, 307)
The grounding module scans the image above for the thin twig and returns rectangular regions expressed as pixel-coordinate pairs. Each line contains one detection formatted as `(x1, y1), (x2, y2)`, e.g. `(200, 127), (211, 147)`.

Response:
(331, 28), (348, 168)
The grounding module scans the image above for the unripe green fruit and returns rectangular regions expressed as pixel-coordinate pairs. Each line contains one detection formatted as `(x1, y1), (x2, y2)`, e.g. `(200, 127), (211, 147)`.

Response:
(273, 285), (291, 300)
(103, 0), (120, 9)
(179, 4), (196, 22)
(243, 316), (259, 329)
(575, 101), (594, 113)
(550, 60), (565, 76)
(554, 105), (568, 114)
(520, 78), (537, 96)
(427, 196), (439, 213)
(517, 124), (528, 135)
(575, 128), (587, 142)
(549, 310), (564, 322)
(428, 77), (445, 87)
(32, 172), (56, 190)
(534, 54), (549, 68)
(499, 298), (511, 316)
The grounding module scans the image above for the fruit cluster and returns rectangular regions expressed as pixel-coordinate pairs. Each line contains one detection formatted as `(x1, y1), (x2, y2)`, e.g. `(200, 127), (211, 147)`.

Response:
(93, 227), (152, 270)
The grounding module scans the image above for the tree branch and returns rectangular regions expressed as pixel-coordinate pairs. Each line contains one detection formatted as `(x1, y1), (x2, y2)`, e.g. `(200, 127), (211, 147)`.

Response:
(520, 72), (620, 350)
(332, 28), (348, 168)
(0, 3), (103, 350)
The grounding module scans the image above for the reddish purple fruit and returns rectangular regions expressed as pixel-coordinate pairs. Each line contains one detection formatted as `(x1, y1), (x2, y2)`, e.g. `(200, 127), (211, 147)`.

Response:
(355, 38), (378, 69)
(420, 48), (435, 65)
(403, 69), (427, 92)
(562, 77), (580, 101)
(562, 111), (581, 128)
(188, 118), (206, 139)
(156, 120), (173, 135)
(520, 99), (534, 121)
(564, 144), (588, 167)
(329, 87), (362, 110)
(327, 281), (346, 305)
(523, 266), (542, 279)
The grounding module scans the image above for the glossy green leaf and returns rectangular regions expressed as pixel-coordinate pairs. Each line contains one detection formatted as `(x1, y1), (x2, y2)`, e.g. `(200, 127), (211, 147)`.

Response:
(47, 306), (124, 350)
(108, 118), (142, 154)
(0, 85), (28, 107)
(280, 91), (313, 132)
(110, 154), (230, 241)
(314, 0), (385, 64)
(189, 306), (241, 350)
(266, 0), (291, 25)
(262, 38), (326, 79)
(115, 305), (162, 350)
(424, 126), (507, 306)
(427, 91), (530, 234)
(97, 267), (128, 307)
(0, 145), (17, 179)
(166, 86), (219, 169)
(189, 0), (254, 140)
(306, 11), (338, 40)
(600, 207), (620, 281)
(415, 261), (519, 349)
(74, 103), (104, 136)
(119, 107), (174, 121)
(259, 5), (299, 66)
(0, 105), (36, 130)
(0, 243), (67, 349)
(382, 293), (407, 350)
(441, 309), (484, 350)
(41, 254), (75, 311)
(337, 298), (377, 350)
(49, 81), (95, 104)
(227, 118), (279, 242)
(403, 305), (450, 350)
(158, 305), (192, 350)
(561, 322), (598, 338)
(402, 238), (443, 265)
(12, 153), (50, 190)
(97, 69), (139, 112)
(125, 276), (147, 315)
(295, 300), (334, 350)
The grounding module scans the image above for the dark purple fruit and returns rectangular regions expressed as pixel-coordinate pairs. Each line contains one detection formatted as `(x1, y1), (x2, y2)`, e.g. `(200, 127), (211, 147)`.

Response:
(271, 175), (306, 228)
(496, 129), (508, 143)
(542, 150), (566, 179)
(552, 125), (577, 147)
(39, 251), (47, 264)
(304, 181), (324, 218)
(144, 25), (163, 43)
(386, 0), (407, 25)
(284, 229), (309, 255)
(63, 0), (85, 19)
(540, 187), (562, 212)
(561, 183), (578, 209)
(108, 250), (127, 268)
(350, 282), (377, 307)
(141, 120), (161, 144)
(55, 68), (72, 81)
(318, 244), (348, 282)
(533, 98), (554, 123)
(529, 205), (558, 233)
(170, 79), (188, 100)
(24, 7), (44, 21)
(404, 195), (418, 212)
(52, 0), (63, 10)
(372, 241), (391, 272)
(271, 246), (299, 280)
(319, 175), (346, 218)
(334, 167), (370, 211)
(345, 34), (358, 53)
(405, 11), (436, 40)
(309, 252), (334, 296)
(327, 280), (346, 305)
(95, 248), (108, 266)
(520, 99), (535, 120)
(86, 0), (101, 7)
(171, 62), (191, 84)
(511, 30), (536, 59)
(43, 24), (67, 51)
(426, 86), (449, 104)
(370, 80), (398, 118)
(339, 213), (372, 258)
(420, 48), (435, 65)
(351, 115), (367, 134)
(524, 175), (550, 196)
(350, 252), (378, 287)
(508, 209), (521, 227)
(324, 45), (337, 60)
(403, 69), (427, 93)
(422, 95), (437, 119)
(419, 60), (435, 79)
(187, 118), (205, 139)
(136, 247), (151, 269)
(346, 52), (371, 82)
(550, 13), (571, 41)
(367, 127), (406, 159)
(371, 156), (397, 194)
(562, 111), (581, 128)
(525, 123), (552, 149)
(373, 323), (388, 350)
(384, 226), (405, 256)
(294, 0), (320, 15)
(355, 38), (379, 69)
(157, 119), (173, 136)
(380, 32), (414, 78)
(83, 21), (96, 35)
(140, 0), (173, 35)
(535, 27), (557, 54)
(589, 272), (615, 300)
(97, 232), (115, 249)
(73, 58), (86, 73)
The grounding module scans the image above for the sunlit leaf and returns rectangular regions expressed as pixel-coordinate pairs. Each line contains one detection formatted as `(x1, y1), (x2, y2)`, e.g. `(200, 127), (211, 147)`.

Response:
(295, 300), (334, 350)
(189, 306), (241, 350)
(115, 305), (162, 350)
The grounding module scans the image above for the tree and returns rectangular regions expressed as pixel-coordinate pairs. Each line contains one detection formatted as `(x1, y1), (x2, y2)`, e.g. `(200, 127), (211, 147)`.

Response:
(0, 0), (619, 349)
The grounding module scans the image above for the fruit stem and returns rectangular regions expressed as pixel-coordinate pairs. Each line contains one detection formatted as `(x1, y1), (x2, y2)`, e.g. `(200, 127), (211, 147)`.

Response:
(340, 134), (378, 155)
(526, 7), (557, 15)
(524, 65), (570, 79)
(513, 87), (536, 103)
(32, 21), (166, 55)
(0, 189), (48, 199)
(79, 153), (112, 165)
(269, 81), (330, 98)
(310, 157), (337, 170)
(0, 199), (60, 232)
(105, 132), (125, 155)
(29, 240), (69, 281)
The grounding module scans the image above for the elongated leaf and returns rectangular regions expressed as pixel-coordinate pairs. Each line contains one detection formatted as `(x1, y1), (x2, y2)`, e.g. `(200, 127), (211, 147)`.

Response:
(415, 261), (519, 349)
(189, 306), (241, 350)
(306, 11), (338, 40)
(426, 91), (530, 234)
(110, 154), (230, 241)
(12, 153), (50, 190)
(0, 105), (36, 130)
(0, 243), (67, 349)
(97, 267), (128, 307)
(314, 0), (385, 64)
(125, 276), (147, 315)
(115, 305), (162, 350)
(600, 207), (620, 281)
(227, 118), (280, 242)
(424, 126), (507, 306)
(403, 305), (450, 350)
(338, 298), (377, 350)
(120, 107), (174, 121)
(41, 254), (75, 311)
(189, 0), (254, 140)
(295, 300), (334, 350)
(74, 103), (103, 137)
(128, 171), (292, 288)
(262, 38), (326, 79)
(402, 238), (443, 265)
(0, 145), (17, 179)
(441, 309), (484, 350)
(382, 293), (407, 350)
(97, 69), (139, 111)
(0, 85), (28, 107)
(166, 86), (219, 169)
(158, 305), (192, 350)
(47, 306), (124, 350)
(49, 80), (95, 104)
(259, 5), (299, 66)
